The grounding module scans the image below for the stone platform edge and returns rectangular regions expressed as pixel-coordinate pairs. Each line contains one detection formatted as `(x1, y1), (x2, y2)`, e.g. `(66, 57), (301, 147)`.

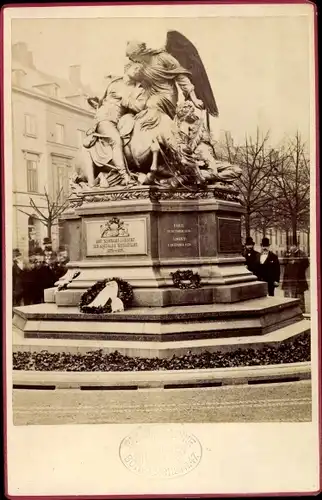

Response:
(13, 296), (301, 322)
(12, 361), (311, 390)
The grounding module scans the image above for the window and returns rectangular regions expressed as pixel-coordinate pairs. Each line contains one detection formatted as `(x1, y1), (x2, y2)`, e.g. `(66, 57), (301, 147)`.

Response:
(28, 216), (39, 254)
(26, 159), (38, 193)
(55, 123), (65, 144)
(77, 129), (85, 148)
(52, 158), (71, 203)
(28, 216), (35, 238)
(25, 114), (37, 137)
(57, 165), (67, 202)
(52, 85), (59, 98)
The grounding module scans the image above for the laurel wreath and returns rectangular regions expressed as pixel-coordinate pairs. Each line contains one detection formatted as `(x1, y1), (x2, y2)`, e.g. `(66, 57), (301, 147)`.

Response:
(79, 277), (133, 314)
(170, 270), (201, 289)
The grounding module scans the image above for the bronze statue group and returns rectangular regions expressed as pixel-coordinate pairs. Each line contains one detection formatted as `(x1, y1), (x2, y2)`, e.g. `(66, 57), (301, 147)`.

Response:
(12, 242), (69, 308)
(243, 236), (309, 312)
(73, 32), (241, 191)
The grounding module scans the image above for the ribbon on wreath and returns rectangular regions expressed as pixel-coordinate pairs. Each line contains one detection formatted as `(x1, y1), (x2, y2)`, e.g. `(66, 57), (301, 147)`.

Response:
(79, 277), (133, 314)
(86, 280), (124, 313)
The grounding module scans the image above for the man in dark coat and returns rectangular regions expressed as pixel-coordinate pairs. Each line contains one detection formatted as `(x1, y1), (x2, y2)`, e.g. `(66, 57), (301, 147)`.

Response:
(12, 248), (24, 307)
(257, 237), (280, 296)
(40, 251), (57, 299)
(242, 236), (260, 277)
(22, 255), (37, 305)
(51, 246), (69, 283)
(29, 248), (48, 304)
(282, 244), (309, 312)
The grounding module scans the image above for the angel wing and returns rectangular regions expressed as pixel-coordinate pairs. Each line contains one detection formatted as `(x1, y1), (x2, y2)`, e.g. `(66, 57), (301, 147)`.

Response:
(166, 30), (218, 117)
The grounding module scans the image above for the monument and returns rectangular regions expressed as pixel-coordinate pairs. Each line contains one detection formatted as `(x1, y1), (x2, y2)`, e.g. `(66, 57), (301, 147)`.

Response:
(13, 31), (309, 358)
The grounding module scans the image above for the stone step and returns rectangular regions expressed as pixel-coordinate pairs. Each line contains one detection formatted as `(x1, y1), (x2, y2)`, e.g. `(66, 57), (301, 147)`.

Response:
(12, 362), (311, 389)
(13, 318), (310, 358)
(48, 280), (267, 307)
(13, 297), (303, 342)
(14, 296), (301, 321)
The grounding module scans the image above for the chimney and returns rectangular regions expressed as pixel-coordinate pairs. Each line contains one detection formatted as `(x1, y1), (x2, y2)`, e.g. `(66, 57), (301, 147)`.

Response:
(69, 65), (81, 88)
(12, 68), (27, 87)
(12, 42), (34, 68)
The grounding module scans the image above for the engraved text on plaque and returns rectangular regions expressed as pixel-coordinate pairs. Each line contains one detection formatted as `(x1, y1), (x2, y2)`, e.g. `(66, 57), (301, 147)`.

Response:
(86, 217), (147, 256)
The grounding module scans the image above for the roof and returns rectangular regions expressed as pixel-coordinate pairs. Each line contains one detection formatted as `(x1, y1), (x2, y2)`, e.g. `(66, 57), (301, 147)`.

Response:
(12, 56), (96, 109)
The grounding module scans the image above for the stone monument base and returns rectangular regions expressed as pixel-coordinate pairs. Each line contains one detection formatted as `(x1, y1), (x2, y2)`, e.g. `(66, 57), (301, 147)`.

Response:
(12, 185), (310, 360)
(54, 185), (267, 307)
(45, 280), (266, 307)
(13, 297), (309, 359)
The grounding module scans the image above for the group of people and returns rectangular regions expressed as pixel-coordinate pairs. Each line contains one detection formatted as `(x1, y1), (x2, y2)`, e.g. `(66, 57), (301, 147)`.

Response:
(243, 236), (309, 311)
(12, 244), (69, 307)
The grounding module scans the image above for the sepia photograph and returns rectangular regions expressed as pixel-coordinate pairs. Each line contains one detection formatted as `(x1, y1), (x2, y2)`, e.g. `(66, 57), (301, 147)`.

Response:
(3, 2), (320, 497)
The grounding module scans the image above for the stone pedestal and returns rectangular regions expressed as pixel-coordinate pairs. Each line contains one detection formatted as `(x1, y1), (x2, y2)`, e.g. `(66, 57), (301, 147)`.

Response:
(13, 184), (309, 359)
(53, 185), (267, 307)
(13, 297), (309, 358)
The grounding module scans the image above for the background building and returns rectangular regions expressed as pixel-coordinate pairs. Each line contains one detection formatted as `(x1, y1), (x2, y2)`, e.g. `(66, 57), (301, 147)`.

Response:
(245, 228), (310, 256)
(11, 42), (95, 258)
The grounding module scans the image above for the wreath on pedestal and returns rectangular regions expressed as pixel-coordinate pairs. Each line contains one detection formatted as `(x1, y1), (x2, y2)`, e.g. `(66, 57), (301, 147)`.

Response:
(170, 270), (201, 289)
(79, 277), (133, 314)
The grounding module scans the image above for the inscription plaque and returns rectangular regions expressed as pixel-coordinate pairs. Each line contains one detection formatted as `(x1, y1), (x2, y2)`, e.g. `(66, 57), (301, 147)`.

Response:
(218, 218), (242, 253)
(86, 217), (147, 256)
(159, 213), (199, 258)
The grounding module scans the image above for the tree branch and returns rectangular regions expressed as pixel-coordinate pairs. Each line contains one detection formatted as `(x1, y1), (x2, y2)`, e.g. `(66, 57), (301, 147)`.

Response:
(18, 209), (47, 226)
(29, 198), (48, 223)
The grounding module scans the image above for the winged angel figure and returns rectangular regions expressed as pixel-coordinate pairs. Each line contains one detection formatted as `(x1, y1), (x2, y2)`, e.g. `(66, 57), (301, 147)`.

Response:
(72, 31), (241, 191)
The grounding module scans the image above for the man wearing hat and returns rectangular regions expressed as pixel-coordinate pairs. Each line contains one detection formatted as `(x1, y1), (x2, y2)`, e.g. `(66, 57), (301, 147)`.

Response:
(282, 243), (309, 312)
(30, 247), (47, 304)
(12, 248), (24, 307)
(52, 246), (69, 282)
(257, 237), (280, 296)
(243, 236), (260, 278)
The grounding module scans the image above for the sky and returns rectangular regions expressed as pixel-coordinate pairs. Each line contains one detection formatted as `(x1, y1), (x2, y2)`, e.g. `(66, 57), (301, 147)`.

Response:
(11, 15), (312, 146)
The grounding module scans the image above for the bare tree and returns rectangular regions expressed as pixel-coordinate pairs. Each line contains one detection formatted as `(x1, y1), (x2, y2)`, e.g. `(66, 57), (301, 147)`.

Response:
(269, 132), (310, 245)
(250, 201), (276, 237)
(18, 187), (71, 242)
(217, 128), (277, 237)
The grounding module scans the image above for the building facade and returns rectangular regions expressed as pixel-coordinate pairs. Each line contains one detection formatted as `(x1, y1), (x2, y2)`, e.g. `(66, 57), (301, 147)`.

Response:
(11, 43), (95, 258)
